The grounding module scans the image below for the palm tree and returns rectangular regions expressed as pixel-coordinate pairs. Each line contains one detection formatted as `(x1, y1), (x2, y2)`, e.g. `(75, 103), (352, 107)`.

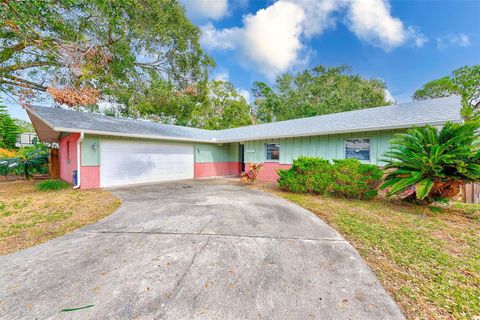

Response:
(381, 121), (480, 202)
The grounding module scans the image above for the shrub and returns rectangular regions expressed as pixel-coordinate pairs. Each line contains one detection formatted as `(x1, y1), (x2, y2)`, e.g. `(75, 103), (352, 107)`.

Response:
(241, 163), (263, 183)
(381, 121), (480, 202)
(36, 179), (70, 191)
(278, 157), (382, 200)
(278, 157), (333, 193)
(329, 159), (383, 199)
(0, 148), (16, 158)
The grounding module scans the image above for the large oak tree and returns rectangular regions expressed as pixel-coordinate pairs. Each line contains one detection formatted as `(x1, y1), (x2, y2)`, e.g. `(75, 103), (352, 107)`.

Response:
(0, 0), (212, 110)
(413, 65), (480, 119)
(252, 65), (390, 123)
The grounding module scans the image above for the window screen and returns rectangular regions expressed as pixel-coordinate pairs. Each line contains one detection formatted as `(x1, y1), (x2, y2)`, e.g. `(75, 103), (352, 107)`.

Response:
(266, 144), (280, 161)
(345, 138), (370, 161)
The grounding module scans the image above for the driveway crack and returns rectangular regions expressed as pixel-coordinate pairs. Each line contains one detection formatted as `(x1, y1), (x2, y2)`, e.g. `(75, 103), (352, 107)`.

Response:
(84, 230), (345, 242)
(157, 235), (211, 318)
(199, 215), (215, 235)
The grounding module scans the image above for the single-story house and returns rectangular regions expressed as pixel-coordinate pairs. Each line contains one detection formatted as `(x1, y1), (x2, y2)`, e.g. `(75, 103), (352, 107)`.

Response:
(25, 96), (462, 189)
(16, 132), (38, 147)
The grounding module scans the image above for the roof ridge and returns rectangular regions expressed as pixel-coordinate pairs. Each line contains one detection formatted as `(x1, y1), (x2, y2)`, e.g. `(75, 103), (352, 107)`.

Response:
(215, 95), (462, 133)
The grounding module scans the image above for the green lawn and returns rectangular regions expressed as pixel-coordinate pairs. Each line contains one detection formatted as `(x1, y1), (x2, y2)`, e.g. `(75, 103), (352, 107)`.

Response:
(256, 184), (480, 320)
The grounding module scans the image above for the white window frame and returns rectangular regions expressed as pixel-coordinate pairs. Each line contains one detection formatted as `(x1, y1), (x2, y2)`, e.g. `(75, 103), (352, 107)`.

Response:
(344, 138), (371, 162)
(265, 143), (280, 162)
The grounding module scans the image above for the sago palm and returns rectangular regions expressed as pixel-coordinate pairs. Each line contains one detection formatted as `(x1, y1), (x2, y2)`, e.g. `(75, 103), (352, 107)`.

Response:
(381, 121), (480, 202)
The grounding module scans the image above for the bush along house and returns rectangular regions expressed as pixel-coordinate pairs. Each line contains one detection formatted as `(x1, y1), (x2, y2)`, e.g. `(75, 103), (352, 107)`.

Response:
(25, 96), (462, 189)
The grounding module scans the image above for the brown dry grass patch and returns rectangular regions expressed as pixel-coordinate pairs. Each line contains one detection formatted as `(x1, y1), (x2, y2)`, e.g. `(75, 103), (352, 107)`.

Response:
(0, 180), (121, 255)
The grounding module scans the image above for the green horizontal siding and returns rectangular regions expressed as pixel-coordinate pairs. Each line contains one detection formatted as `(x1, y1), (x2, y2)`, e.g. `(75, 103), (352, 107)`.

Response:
(194, 143), (240, 163)
(79, 131), (402, 167)
(243, 130), (405, 165)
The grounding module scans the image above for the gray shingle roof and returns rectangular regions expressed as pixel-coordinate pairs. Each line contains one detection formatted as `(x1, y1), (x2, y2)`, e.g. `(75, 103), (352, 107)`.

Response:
(27, 96), (462, 143)
(27, 106), (214, 142)
(218, 96), (462, 142)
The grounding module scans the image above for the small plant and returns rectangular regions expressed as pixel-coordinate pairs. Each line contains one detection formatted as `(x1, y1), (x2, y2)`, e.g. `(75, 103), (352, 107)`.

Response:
(36, 179), (70, 191)
(381, 121), (480, 203)
(0, 141), (49, 179)
(241, 163), (263, 184)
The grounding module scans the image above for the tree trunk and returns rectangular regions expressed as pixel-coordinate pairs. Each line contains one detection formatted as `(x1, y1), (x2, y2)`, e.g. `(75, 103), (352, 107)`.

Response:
(24, 165), (30, 180)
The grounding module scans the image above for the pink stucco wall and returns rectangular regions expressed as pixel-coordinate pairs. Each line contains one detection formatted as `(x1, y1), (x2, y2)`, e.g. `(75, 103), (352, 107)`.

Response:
(245, 162), (292, 182)
(194, 162), (241, 179)
(58, 133), (100, 189)
(58, 133), (80, 184)
(80, 166), (100, 189)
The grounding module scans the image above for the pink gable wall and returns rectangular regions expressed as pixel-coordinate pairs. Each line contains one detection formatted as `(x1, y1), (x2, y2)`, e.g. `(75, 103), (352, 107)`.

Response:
(58, 133), (80, 184)
(58, 133), (100, 189)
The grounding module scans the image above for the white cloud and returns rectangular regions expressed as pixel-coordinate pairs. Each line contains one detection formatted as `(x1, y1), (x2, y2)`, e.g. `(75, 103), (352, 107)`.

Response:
(212, 69), (229, 81)
(345, 0), (407, 50)
(288, 0), (347, 37)
(237, 88), (251, 103)
(384, 89), (395, 104)
(408, 27), (428, 48)
(201, 23), (240, 50)
(201, 1), (306, 77)
(201, 0), (428, 77)
(242, 1), (305, 75)
(437, 33), (471, 50)
(180, 0), (229, 20)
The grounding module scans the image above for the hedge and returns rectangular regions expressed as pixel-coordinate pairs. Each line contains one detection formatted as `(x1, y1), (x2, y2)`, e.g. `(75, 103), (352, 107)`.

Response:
(278, 157), (383, 200)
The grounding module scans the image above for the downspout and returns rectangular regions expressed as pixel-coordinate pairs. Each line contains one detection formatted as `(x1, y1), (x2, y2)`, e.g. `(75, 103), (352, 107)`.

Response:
(73, 132), (84, 189)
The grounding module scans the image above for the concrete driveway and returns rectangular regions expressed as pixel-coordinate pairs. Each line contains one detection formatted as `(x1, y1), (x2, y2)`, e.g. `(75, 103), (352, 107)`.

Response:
(0, 179), (404, 320)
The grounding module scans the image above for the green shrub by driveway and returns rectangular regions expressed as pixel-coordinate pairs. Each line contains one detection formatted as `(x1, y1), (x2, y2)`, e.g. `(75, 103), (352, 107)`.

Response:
(278, 157), (333, 193)
(329, 159), (383, 199)
(36, 179), (70, 191)
(278, 157), (383, 199)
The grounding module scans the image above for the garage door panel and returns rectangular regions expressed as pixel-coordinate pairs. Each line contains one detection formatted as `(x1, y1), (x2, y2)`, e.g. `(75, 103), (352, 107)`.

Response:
(100, 139), (194, 187)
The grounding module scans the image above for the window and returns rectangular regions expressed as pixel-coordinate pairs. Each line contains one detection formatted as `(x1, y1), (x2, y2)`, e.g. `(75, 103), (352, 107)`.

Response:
(345, 138), (370, 161)
(67, 141), (71, 162)
(266, 144), (280, 161)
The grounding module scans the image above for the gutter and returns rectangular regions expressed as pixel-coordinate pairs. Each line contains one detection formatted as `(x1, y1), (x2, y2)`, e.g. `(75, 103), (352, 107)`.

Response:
(73, 132), (84, 189)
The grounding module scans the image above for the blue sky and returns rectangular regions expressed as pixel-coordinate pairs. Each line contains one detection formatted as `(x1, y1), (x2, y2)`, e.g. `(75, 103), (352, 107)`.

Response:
(186, 0), (479, 103)
(5, 0), (480, 121)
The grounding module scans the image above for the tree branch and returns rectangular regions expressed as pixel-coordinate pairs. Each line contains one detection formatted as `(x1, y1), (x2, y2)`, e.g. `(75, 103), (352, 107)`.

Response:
(0, 61), (50, 72)
(0, 41), (28, 63)
(1, 75), (47, 92)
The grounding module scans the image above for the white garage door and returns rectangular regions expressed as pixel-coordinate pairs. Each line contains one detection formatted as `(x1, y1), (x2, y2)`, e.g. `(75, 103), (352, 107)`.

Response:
(100, 138), (194, 187)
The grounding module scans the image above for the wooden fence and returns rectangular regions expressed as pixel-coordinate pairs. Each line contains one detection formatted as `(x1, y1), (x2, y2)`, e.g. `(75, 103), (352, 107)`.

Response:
(463, 183), (480, 204)
(49, 148), (60, 179)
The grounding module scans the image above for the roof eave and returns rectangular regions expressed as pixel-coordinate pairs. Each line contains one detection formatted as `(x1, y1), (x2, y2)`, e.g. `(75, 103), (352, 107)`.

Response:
(54, 126), (217, 143)
(25, 106), (220, 144)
